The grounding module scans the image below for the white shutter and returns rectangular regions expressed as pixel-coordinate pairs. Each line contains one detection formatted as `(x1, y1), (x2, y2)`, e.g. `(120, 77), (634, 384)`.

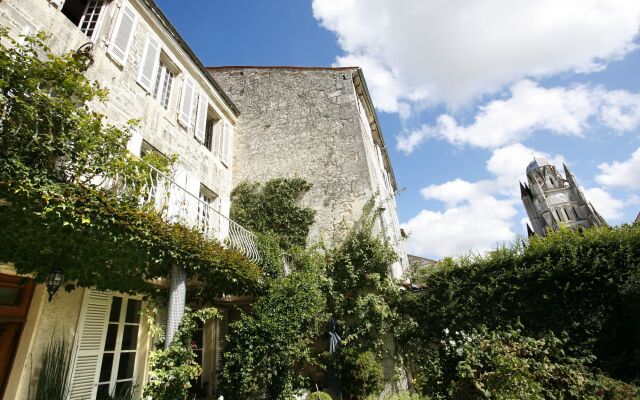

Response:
(178, 78), (195, 128)
(136, 34), (160, 93)
(218, 195), (230, 241)
(220, 121), (232, 166)
(214, 309), (228, 383)
(185, 172), (201, 228)
(126, 128), (143, 156)
(107, 4), (137, 65)
(194, 93), (208, 143)
(68, 290), (112, 400)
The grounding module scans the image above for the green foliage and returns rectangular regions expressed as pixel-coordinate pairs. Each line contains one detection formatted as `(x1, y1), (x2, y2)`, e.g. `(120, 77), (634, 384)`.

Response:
(0, 30), (260, 297)
(144, 308), (218, 400)
(326, 209), (399, 399)
(231, 178), (315, 251)
(308, 391), (334, 400)
(219, 263), (328, 400)
(334, 348), (384, 399)
(30, 336), (72, 400)
(399, 225), (640, 391)
(412, 324), (640, 400)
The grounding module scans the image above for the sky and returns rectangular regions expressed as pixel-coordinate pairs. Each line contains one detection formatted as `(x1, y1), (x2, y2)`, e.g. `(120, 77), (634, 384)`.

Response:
(156, 0), (640, 260)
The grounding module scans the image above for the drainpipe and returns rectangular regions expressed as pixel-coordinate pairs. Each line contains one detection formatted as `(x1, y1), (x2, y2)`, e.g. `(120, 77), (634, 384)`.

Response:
(165, 264), (186, 348)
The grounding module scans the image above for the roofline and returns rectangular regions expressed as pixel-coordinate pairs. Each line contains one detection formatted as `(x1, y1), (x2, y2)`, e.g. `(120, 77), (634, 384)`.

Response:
(207, 66), (358, 71)
(352, 68), (399, 191)
(141, 0), (240, 117)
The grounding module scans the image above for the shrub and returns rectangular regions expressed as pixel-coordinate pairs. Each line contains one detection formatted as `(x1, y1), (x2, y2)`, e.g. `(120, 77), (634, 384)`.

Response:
(400, 225), (640, 383)
(334, 348), (384, 399)
(413, 324), (639, 400)
(308, 391), (333, 400)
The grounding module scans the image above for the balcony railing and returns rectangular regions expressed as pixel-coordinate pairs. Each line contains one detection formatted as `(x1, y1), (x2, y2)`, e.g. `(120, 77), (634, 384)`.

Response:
(94, 161), (261, 263)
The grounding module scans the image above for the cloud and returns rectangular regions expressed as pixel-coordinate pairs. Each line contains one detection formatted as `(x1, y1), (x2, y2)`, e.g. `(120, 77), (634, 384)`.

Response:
(397, 81), (640, 153)
(313, 0), (640, 110)
(403, 144), (563, 258)
(583, 187), (625, 221)
(596, 147), (640, 189)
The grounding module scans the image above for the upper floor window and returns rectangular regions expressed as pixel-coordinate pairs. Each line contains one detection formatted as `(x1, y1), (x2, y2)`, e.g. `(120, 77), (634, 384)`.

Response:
(204, 118), (218, 152)
(61, 0), (108, 41)
(153, 61), (175, 110)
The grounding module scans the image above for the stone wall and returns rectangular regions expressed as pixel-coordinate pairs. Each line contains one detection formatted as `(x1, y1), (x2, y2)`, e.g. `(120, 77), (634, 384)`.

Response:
(210, 67), (380, 248)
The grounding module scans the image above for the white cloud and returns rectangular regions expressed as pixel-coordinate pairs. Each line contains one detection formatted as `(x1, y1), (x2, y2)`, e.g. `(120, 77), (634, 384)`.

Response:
(402, 198), (518, 259)
(583, 187), (625, 220)
(596, 147), (640, 189)
(403, 144), (563, 258)
(313, 0), (640, 110)
(397, 81), (640, 153)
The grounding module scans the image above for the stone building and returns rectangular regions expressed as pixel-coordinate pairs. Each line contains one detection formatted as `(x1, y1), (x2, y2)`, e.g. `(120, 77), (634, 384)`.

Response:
(0, 0), (256, 398)
(521, 158), (606, 236)
(209, 66), (409, 278)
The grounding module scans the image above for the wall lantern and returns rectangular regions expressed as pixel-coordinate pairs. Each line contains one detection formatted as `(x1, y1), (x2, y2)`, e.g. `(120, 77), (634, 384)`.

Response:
(45, 269), (65, 302)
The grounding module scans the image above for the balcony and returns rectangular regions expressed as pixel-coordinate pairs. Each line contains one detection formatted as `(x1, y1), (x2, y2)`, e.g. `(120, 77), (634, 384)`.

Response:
(96, 160), (261, 263)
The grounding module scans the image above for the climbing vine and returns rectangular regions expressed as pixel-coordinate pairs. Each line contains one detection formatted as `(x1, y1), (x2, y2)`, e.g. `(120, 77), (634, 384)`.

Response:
(0, 30), (260, 296)
(144, 307), (218, 400)
(231, 178), (316, 251)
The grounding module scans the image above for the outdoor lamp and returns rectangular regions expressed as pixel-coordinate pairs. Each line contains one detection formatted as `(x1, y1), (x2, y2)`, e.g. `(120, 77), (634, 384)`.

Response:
(45, 269), (65, 302)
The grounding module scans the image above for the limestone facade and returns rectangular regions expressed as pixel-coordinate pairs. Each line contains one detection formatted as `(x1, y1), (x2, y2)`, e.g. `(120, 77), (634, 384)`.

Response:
(210, 67), (409, 278)
(0, 0), (239, 398)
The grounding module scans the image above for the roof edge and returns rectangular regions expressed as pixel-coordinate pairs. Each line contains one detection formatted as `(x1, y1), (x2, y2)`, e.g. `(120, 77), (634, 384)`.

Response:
(207, 66), (358, 71)
(353, 68), (399, 192)
(141, 0), (240, 117)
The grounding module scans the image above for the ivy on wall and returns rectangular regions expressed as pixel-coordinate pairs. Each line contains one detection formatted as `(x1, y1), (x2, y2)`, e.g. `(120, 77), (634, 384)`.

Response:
(0, 30), (260, 298)
(231, 178), (316, 251)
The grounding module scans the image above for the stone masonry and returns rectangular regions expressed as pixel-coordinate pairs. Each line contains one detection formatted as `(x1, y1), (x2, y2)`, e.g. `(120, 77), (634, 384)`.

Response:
(211, 67), (395, 250)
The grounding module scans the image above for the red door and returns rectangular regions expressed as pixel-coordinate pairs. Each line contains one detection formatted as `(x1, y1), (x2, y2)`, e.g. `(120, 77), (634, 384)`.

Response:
(0, 273), (34, 398)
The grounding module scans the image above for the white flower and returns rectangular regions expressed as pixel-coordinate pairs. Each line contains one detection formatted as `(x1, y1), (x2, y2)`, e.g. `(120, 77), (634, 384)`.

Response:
(444, 328), (449, 335)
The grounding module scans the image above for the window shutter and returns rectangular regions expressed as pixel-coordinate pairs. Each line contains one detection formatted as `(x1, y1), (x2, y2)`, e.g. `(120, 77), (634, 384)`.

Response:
(136, 34), (160, 93)
(185, 171), (201, 227)
(126, 128), (143, 156)
(214, 310), (228, 378)
(220, 121), (232, 166)
(68, 290), (112, 400)
(194, 93), (208, 143)
(107, 4), (136, 65)
(178, 78), (195, 128)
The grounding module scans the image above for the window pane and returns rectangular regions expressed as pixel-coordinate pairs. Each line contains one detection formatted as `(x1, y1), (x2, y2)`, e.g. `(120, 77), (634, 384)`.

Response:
(0, 287), (19, 306)
(104, 323), (118, 351)
(109, 297), (122, 322)
(117, 352), (136, 380)
(115, 381), (133, 398)
(125, 299), (141, 323)
(121, 325), (139, 350)
(99, 353), (114, 383)
(96, 384), (110, 400)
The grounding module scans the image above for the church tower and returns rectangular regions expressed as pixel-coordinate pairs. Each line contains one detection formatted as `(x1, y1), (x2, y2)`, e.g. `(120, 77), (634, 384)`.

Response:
(520, 158), (606, 236)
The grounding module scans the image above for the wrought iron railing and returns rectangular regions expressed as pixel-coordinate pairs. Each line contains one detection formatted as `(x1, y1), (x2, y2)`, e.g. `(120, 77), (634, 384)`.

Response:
(95, 161), (260, 263)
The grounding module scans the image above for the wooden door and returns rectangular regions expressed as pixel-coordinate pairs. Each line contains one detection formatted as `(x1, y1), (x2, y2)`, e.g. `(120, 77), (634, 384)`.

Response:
(0, 273), (34, 398)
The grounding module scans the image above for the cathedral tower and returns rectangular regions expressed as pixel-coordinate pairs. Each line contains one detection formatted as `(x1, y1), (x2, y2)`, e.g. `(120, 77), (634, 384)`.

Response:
(520, 158), (606, 236)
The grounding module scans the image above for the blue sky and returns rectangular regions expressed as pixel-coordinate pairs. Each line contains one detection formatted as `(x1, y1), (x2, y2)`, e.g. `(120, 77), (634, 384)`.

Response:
(156, 0), (640, 259)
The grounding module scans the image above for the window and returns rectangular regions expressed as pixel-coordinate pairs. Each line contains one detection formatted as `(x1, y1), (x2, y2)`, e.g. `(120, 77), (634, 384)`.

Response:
(189, 319), (206, 397)
(61, 0), (107, 41)
(153, 61), (175, 110)
(96, 296), (142, 399)
(197, 188), (217, 238)
(572, 206), (580, 220)
(204, 118), (217, 151)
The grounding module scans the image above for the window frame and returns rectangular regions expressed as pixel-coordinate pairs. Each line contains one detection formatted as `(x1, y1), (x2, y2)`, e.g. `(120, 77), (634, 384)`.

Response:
(153, 59), (176, 110)
(96, 294), (143, 398)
